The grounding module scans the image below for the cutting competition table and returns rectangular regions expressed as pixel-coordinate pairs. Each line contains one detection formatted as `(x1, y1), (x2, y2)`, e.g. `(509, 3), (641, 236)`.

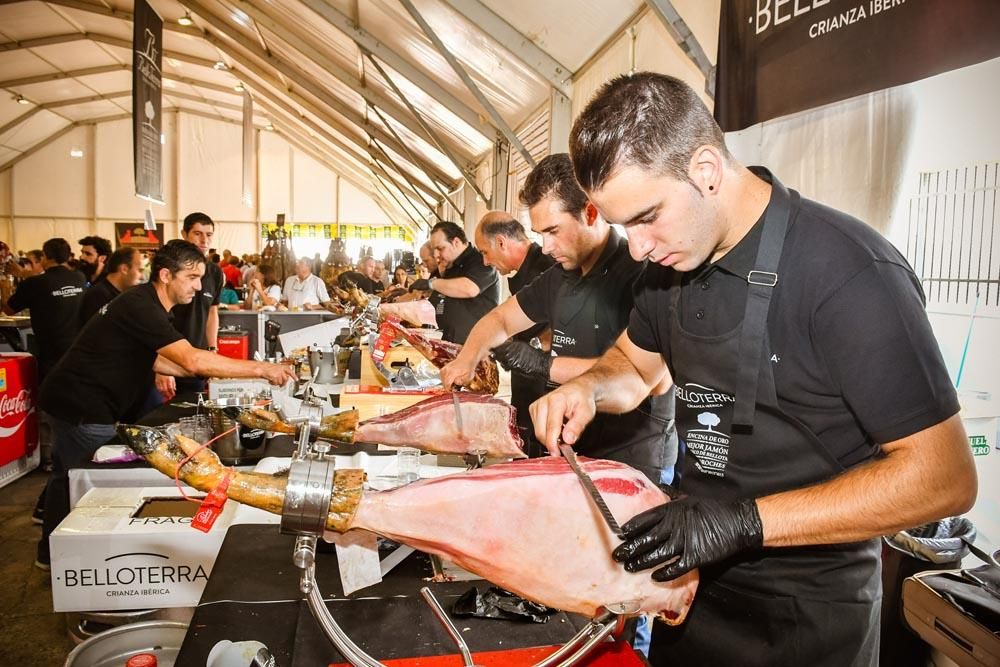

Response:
(175, 524), (610, 665)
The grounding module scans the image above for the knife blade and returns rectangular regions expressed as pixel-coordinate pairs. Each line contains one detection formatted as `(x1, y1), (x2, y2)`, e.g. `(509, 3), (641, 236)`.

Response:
(560, 444), (623, 538)
(451, 392), (464, 436)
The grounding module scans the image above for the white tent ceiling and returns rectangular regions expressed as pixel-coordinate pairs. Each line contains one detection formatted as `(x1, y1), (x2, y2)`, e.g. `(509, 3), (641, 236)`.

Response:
(0, 0), (709, 228)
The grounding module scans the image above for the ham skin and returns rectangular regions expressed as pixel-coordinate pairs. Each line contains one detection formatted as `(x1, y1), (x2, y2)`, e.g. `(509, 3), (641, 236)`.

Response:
(355, 393), (525, 458)
(346, 456), (698, 622)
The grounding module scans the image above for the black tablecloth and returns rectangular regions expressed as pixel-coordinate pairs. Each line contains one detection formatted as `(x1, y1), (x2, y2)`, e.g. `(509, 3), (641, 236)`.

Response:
(177, 524), (590, 665)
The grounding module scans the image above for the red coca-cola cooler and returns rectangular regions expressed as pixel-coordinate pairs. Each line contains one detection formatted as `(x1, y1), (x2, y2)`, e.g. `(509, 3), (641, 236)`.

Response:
(218, 330), (249, 360)
(0, 352), (40, 488)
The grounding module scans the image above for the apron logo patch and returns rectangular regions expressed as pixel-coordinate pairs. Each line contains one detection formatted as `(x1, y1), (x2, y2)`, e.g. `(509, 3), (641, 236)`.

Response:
(677, 382), (734, 478)
(551, 329), (576, 347)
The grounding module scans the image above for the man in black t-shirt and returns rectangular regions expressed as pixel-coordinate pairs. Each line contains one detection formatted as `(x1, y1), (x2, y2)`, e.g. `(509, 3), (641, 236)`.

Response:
(473, 211), (555, 457)
(441, 156), (674, 482)
(426, 221), (499, 344)
(78, 246), (144, 325)
(35, 240), (296, 569)
(531, 73), (975, 666)
(4, 237), (86, 378)
(155, 212), (224, 401)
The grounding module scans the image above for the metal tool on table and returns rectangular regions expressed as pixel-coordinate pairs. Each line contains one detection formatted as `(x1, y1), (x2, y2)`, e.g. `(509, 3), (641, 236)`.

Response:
(560, 444), (624, 539)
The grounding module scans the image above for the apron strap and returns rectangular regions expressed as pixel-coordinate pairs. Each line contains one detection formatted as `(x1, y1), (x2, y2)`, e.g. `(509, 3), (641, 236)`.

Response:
(733, 179), (797, 431)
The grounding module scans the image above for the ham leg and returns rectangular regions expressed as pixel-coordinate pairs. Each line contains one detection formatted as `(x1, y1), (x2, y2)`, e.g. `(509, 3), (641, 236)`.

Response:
(347, 457), (697, 622)
(120, 425), (696, 623)
(382, 318), (499, 395)
(379, 300), (437, 328)
(354, 393), (525, 458)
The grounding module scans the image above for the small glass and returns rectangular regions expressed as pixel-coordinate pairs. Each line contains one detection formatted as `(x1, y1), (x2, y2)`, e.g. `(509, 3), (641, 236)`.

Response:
(396, 447), (420, 484)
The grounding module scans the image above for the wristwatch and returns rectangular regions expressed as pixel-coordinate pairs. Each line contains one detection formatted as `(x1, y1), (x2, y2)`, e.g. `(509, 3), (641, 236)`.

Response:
(207, 346), (217, 352)
(428, 278), (436, 291)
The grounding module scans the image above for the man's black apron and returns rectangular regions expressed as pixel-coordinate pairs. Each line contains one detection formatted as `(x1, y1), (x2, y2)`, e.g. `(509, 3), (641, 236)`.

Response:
(649, 176), (880, 666)
(550, 271), (673, 483)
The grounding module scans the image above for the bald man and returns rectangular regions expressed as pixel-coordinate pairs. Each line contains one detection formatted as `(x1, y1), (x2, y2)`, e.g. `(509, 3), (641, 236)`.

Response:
(475, 211), (555, 455)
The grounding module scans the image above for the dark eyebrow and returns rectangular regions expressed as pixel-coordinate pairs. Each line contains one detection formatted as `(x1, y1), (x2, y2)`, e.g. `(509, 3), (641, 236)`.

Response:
(620, 205), (658, 226)
(536, 224), (558, 235)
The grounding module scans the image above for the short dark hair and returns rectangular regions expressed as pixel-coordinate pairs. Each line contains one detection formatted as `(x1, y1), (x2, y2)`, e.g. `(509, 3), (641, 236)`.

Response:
(42, 238), (71, 264)
(182, 212), (214, 232)
(26, 249), (43, 263)
(154, 239), (206, 277)
(258, 263), (278, 287)
(430, 221), (467, 244)
(78, 235), (112, 258)
(570, 72), (729, 192)
(106, 246), (138, 274)
(480, 215), (527, 243)
(519, 153), (588, 218)
(210, 253), (221, 264)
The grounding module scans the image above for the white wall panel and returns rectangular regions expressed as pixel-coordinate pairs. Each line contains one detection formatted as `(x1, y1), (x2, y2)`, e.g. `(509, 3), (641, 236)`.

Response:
(178, 114), (254, 223)
(258, 131), (290, 224)
(212, 221), (260, 256)
(634, 12), (712, 109)
(11, 218), (92, 251)
(291, 148), (336, 222)
(339, 178), (387, 224)
(95, 114), (177, 223)
(13, 125), (90, 218)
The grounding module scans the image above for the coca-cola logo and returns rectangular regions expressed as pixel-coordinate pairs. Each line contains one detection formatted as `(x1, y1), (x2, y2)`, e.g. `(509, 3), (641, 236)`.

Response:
(0, 389), (31, 422)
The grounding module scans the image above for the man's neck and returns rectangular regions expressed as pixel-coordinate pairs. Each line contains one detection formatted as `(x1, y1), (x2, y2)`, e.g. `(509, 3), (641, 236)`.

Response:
(509, 241), (531, 272)
(153, 283), (175, 312)
(710, 166), (773, 264)
(106, 274), (126, 292)
(579, 223), (612, 276)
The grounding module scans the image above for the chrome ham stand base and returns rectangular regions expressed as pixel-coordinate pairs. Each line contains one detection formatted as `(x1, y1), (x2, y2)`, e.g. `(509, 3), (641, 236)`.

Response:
(277, 418), (630, 667)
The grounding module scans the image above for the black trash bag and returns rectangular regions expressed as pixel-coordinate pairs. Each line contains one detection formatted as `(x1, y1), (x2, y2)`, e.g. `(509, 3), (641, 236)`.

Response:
(884, 516), (977, 564)
(452, 586), (557, 624)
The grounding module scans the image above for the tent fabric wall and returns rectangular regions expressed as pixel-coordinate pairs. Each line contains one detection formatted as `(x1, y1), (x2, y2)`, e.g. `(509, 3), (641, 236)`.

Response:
(2, 112), (394, 254)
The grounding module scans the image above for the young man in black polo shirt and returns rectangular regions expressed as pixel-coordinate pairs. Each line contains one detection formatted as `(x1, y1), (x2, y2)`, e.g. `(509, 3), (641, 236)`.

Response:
(3, 237), (86, 378)
(35, 240), (296, 569)
(425, 221), (499, 344)
(155, 212), (224, 402)
(532, 73), (976, 666)
(78, 246), (144, 324)
(441, 155), (675, 483)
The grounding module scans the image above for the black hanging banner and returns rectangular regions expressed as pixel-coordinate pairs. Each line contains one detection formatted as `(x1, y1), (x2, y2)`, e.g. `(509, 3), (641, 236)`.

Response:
(132, 0), (164, 203)
(715, 1), (1000, 132)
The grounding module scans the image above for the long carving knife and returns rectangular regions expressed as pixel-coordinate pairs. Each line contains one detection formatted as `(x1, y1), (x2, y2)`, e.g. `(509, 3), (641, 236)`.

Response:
(451, 391), (464, 436)
(560, 445), (623, 538)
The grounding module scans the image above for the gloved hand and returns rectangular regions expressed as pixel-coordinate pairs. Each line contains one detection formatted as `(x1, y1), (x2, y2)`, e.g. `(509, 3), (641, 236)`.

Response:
(612, 496), (763, 581)
(492, 340), (552, 380)
(409, 278), (431, 292)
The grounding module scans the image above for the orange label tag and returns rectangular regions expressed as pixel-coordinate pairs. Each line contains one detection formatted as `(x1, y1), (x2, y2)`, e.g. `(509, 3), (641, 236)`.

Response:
(372, 320), (397, 364)
(191, 470), (233, 533)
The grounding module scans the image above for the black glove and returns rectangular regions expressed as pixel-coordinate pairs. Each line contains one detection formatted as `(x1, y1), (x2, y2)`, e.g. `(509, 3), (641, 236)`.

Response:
(611, 496), (763, 582)
(409, 278), (431, 292)
(492, 340), (552, 380)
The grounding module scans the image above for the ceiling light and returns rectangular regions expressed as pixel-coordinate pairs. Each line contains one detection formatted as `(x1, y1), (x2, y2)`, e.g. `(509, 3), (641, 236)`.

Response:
(233, 83), (244, 93)
(160, 133), (166, 145)
(177, 12), (193, 26)
(265, 122), (274, 131)
(213, 60), (228, 71)
(15, 94), (30, 105)
(69, 148), (84, 158)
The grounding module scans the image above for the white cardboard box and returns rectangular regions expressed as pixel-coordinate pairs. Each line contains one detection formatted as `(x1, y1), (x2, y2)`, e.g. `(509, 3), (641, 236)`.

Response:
(960, 392), (1000, 559)
(50, 486), (237, 612)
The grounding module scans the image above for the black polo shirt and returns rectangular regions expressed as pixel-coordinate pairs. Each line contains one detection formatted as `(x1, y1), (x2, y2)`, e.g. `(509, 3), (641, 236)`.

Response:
(628, 171), (959, 466)
(516, 229), (640, 354)
(437, 243), (500, 343)
(507, 242), (555, 343)
(40, 282), (184, 424)
(172, 260), (222, 349)
(7, 265), (87, 378)
(339, 271), (380, 294)
(78, 278), (120, 326)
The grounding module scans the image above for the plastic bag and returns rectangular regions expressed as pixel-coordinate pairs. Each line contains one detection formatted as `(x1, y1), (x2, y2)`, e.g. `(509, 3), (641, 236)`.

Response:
(884, 517), (977, 564)
(452, 586), (557, 624)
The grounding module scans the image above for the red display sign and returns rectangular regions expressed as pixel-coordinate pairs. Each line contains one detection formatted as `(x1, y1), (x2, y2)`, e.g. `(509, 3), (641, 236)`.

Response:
(0, 353), (38, 467)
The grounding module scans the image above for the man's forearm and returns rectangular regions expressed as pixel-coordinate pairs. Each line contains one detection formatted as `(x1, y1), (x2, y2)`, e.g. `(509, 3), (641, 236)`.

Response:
(575, 343), (658, 414)
(154, 355), (192, 377)
(549, 356), (597, 385)
(187, 349), (279, 380)
(206, 306), (219, 348)
(460, 310), (515, 364)
(757, 414), (976, 546)
(432, 276), (479, 298)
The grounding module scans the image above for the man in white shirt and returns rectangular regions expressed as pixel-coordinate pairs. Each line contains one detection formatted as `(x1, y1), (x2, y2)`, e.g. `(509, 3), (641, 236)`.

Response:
(283, 258), (330, 310)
